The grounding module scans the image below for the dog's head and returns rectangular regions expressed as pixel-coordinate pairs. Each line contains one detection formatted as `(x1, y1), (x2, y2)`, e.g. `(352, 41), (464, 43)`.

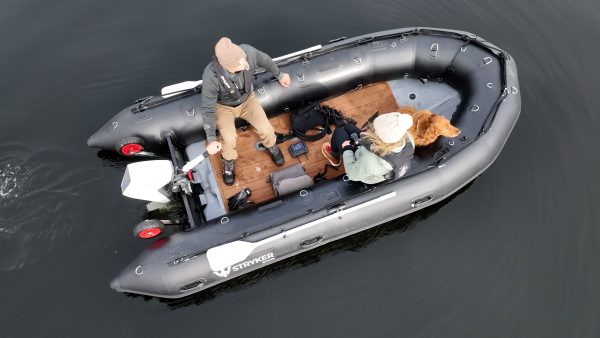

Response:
(430, 115), (461, 138)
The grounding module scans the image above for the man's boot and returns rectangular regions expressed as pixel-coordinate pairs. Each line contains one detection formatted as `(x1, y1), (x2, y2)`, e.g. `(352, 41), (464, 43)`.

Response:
(268, 145), (285, 166)
(222, 159), (235, 186)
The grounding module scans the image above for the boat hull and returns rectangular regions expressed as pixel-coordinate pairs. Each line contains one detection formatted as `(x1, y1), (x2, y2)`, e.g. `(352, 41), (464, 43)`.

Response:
(106, 27), (520, 298)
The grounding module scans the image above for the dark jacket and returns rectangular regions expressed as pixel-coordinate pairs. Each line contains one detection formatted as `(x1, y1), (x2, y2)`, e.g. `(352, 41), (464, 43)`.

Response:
(200, 44), (284, 142)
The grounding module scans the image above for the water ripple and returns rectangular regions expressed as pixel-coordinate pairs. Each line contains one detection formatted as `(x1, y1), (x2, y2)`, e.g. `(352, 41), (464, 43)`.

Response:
(0, 156), (30, 200)
(0, 144), (102, 271)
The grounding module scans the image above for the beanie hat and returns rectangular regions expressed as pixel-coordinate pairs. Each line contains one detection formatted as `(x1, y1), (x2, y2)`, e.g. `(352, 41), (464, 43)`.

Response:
(215, 37), (246, 72)
(373, 113), (413, 144)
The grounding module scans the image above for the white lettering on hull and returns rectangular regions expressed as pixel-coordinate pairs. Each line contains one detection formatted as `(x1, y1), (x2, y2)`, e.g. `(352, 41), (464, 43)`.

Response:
(212, 252), (275, 278)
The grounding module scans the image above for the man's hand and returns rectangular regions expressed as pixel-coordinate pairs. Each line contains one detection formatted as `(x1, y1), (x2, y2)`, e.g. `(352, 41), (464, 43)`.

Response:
(279, 73), (291, 87)
(206, 141), (222, 155)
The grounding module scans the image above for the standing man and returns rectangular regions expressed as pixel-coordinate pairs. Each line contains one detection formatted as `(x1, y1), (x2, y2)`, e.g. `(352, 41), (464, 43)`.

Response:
(200, 37), (291, 185)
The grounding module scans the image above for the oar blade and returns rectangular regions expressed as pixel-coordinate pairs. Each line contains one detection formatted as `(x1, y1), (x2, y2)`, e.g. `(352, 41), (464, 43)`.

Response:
(206, 241), (258, 273)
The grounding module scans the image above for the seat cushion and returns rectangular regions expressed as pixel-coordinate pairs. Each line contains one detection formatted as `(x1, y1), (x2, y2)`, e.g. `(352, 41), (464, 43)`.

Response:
(270, 164), (314, 196)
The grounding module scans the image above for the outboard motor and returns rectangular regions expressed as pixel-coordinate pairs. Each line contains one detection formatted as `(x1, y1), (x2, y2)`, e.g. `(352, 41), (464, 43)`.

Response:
(121, 160), (176, 203)
(121, 158), (197, 203)
(120, 153), (210, 239)
(121, 160), (184, 239)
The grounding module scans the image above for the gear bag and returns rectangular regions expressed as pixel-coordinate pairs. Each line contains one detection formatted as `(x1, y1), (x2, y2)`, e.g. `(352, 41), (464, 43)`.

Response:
(290, 104), (356, 142)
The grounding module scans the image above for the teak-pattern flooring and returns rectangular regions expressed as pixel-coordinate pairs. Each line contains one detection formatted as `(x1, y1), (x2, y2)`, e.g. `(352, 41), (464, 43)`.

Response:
(209, 82), (400, 210)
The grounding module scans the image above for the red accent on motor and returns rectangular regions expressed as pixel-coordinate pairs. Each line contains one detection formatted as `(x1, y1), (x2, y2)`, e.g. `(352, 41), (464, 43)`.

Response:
(187, 170), (194, 182)
(138, 227), (162, 239)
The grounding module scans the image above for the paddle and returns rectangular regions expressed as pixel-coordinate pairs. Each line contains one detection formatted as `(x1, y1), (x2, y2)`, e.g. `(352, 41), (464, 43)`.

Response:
(159, 43), (324, 98)
(205, 192), (397, 273)
(206, 241), (262, 273)
(181, 151), (210, 172)
(161, 80), (203, 98)
(159, 44), (322, 98)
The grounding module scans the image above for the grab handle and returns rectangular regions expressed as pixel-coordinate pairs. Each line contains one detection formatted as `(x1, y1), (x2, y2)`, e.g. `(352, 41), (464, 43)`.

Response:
(411, 194), (433, 208)
(299, 235), (324, 248)
(430, 44), (439, 58)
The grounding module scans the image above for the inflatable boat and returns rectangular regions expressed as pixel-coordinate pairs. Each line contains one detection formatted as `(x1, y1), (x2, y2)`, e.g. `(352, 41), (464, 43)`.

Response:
(88, 27), (520, 298)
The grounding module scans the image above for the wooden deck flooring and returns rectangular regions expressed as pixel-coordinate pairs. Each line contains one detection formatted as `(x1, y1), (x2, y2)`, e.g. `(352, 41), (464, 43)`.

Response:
(209, 82), (400, 210)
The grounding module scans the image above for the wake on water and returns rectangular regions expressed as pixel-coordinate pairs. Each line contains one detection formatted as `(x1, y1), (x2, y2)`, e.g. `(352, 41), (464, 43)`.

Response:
(0, 158), (32, 270)
(0, 147), (101, 271)
(0, 162), (29, 198)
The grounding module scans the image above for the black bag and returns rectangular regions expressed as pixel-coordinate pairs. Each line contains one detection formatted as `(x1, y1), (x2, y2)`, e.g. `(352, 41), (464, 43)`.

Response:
(290, 104), (356, 141)
(290, 103), (331, 141)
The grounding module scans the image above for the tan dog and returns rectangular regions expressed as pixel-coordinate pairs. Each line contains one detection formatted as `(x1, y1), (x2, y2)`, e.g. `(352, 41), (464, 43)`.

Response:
(397, 106), (461, 147)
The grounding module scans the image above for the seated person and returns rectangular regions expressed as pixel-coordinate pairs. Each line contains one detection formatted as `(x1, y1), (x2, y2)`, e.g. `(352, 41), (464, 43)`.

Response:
(324, 113), (415, 184)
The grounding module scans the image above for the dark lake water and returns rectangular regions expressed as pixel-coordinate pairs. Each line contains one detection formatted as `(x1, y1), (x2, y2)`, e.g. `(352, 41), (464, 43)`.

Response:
(1, 0), (599, 337)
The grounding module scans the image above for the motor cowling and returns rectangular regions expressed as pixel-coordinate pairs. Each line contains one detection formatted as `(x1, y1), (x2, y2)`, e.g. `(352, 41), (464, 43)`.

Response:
(121, 160), (174, 203)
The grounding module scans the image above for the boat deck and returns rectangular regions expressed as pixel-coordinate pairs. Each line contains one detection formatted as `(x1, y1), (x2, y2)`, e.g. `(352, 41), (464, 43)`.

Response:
(208, 82), (401, 210)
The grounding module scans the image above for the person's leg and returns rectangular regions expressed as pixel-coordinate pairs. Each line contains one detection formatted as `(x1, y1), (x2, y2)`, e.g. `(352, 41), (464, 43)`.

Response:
(344, 122), (362, 136)
(239, 93), (277, 148)
(330, 126), (350, 156)
(240, 93), (284, 166)
(215, 103), (239, 160)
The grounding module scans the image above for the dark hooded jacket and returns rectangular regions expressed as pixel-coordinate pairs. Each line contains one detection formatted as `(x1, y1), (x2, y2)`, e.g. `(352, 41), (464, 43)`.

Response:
(199, 44), (284, 142)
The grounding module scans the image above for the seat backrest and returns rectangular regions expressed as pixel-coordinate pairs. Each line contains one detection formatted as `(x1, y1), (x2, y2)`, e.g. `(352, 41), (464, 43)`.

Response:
(270, 164), (314, 196)
(185, 142), (226, 220)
